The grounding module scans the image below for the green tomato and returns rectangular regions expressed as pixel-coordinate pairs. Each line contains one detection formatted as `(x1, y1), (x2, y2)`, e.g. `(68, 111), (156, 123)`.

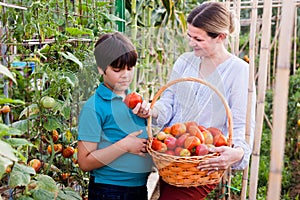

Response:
(40, 96), (56, 109)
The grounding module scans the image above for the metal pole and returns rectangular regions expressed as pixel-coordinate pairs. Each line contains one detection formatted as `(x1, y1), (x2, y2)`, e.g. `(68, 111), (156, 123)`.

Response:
(115, 0), (125, 32)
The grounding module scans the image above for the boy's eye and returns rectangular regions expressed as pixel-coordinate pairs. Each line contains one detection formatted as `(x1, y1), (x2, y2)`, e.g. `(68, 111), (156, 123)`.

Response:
(113, 69), (121, 72)
(127, 66), (133, 71)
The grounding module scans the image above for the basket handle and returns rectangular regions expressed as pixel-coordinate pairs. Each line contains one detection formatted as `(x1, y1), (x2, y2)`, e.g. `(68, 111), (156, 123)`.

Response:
(147, 77), (233, 147)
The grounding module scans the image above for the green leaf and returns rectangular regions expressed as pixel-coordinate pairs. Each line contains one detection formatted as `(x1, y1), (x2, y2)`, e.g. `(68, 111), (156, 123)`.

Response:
(65, 27), (93, 36)
(57, 187), (82, 200)
(32, 189), (56, 200)
(0, 123), (23, 137)
(16, 196), (34, 200)
(58, 52), (83, 70)
(0, 140), (18, 162)
(6, 138), (34, 147)
(9, 163), (35, 188)
(36, 174), (58, 193)
(106, 14), (126, 23)
(0, 64), (17, 84)
(43, 117), (62, 131)
(0, 97), (25, 105)
(11, 119), (32, 133)
(19, 104), (40, 119)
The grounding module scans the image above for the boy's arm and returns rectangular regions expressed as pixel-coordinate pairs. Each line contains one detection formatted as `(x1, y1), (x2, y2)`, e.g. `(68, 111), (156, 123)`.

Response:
(78, 130), (146, 172)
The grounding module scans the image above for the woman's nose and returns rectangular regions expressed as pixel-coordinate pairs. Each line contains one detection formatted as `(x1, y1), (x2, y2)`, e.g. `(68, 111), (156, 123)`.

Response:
(189, 39), (197, 47)
(187, 36), (197, 47)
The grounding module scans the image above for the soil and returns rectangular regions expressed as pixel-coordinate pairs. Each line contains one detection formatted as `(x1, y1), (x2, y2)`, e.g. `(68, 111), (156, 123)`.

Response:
(289, 160), (300, 198)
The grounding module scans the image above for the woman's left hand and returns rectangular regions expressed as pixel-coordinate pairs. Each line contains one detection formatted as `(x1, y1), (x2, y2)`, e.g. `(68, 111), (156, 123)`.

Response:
(197, 146), (244, 174)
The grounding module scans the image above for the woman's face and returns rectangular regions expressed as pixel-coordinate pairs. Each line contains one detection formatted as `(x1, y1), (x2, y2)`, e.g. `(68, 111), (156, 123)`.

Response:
(100, 66), (135, 96)
(187, 24), (220, 58)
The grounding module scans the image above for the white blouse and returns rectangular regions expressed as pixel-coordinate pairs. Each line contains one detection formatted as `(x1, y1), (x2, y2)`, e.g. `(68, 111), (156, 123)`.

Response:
(153, 51), (256, 170)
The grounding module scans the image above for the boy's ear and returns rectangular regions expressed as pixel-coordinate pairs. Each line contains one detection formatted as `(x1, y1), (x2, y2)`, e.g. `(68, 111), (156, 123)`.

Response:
(98, 67), (104, 75)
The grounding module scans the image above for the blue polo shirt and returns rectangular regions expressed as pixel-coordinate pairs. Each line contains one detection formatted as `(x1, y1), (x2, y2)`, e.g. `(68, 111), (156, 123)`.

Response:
(78, 83), (153, 187)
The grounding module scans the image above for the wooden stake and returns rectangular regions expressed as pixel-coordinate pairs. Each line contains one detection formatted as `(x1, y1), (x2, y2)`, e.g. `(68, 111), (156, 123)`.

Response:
(267, 1), (296, 199)
(241, 0), (258, 198)
(249, 0), (273, 199)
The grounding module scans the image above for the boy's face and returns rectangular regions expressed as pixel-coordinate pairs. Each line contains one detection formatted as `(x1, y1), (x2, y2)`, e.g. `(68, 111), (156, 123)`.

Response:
(99, 66), (135, 96)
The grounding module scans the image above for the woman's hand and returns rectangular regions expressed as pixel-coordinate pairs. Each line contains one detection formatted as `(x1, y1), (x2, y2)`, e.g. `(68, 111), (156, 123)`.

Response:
(197, 146), (244, 174)
(132, 100), (152, 118)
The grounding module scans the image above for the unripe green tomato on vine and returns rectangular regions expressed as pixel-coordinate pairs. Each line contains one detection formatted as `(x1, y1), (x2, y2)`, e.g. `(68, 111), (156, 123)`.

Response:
(40, 96), (56, 109)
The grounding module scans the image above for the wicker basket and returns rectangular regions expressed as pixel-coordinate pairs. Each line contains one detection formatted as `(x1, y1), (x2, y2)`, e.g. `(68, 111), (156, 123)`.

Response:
(146, 77), (233, 187)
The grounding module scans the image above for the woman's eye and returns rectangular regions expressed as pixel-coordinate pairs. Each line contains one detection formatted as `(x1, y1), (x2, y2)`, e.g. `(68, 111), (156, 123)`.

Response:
(187, 34), (202, 42)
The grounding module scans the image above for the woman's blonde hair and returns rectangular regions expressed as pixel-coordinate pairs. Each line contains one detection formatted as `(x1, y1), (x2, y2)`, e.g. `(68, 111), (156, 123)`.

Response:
(187, 2), (237, 38)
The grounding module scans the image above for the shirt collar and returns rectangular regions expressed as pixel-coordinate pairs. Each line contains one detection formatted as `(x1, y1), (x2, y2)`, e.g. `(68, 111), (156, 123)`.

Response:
(96, 83), (131, 100)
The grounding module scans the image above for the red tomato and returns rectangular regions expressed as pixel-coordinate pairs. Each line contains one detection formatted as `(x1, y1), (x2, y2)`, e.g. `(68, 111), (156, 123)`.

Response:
(174, 146), (184, 156)
(179, 148), (191, 157)
(184, 136), (201, 151)
(175, 133), (190, 147)
(165, 150), (175, 156)
(164, 136), (177, 150)
(195, 144), (209, 156)
(61, 172), (70, 180)
(47, 144), (63, 154)
(0, 105), (10, 114)
(29, 159), (42, 172)
(151, 138), (167, 152)
(62, 146), (75, 158)
(52, 130), (59, 143)
(124, 92), (143, 109)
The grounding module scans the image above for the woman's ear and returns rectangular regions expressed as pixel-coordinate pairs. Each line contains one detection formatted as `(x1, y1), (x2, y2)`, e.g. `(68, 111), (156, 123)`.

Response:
(218, 33), (227, 40)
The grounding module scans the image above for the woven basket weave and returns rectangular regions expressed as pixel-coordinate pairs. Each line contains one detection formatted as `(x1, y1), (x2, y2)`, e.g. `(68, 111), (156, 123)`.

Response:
(146, 77), (233, 187)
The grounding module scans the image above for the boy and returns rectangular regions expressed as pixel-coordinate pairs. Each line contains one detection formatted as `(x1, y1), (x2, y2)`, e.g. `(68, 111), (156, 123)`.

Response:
(77, 32), (153, 200)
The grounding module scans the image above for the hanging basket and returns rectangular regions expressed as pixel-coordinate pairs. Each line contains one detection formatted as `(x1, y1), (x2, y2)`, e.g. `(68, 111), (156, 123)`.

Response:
(146, 77), (233, 187)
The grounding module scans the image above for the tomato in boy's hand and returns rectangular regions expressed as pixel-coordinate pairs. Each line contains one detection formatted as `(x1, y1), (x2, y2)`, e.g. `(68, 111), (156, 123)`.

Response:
(124, 92), (143, 109)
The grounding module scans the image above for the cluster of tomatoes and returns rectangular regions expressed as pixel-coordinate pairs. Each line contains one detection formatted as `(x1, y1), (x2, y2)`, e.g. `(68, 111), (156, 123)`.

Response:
(44, 130), (76, 159)
(26, 130), (76, 181)
(151, 121), (228, 157)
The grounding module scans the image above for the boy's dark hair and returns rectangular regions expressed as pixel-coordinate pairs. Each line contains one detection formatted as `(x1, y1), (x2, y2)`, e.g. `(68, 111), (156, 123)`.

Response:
(94, 32), (137, 72)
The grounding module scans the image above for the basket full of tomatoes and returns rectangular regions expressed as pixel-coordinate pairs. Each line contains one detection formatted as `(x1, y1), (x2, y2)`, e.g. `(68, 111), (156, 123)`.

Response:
(146, 77), (233, 187)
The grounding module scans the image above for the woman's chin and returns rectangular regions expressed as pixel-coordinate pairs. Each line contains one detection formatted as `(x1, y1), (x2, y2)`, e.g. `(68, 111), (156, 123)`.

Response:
(193, 50), (204, 57)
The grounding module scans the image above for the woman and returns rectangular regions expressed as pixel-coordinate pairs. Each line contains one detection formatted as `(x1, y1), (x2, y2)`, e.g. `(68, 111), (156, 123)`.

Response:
(137, 1), (256, 199)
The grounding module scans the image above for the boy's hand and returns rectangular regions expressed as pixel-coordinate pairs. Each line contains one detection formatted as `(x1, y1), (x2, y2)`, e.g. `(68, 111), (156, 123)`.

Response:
(120, 130), (148, 156)
(132, 100), (152, 118)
